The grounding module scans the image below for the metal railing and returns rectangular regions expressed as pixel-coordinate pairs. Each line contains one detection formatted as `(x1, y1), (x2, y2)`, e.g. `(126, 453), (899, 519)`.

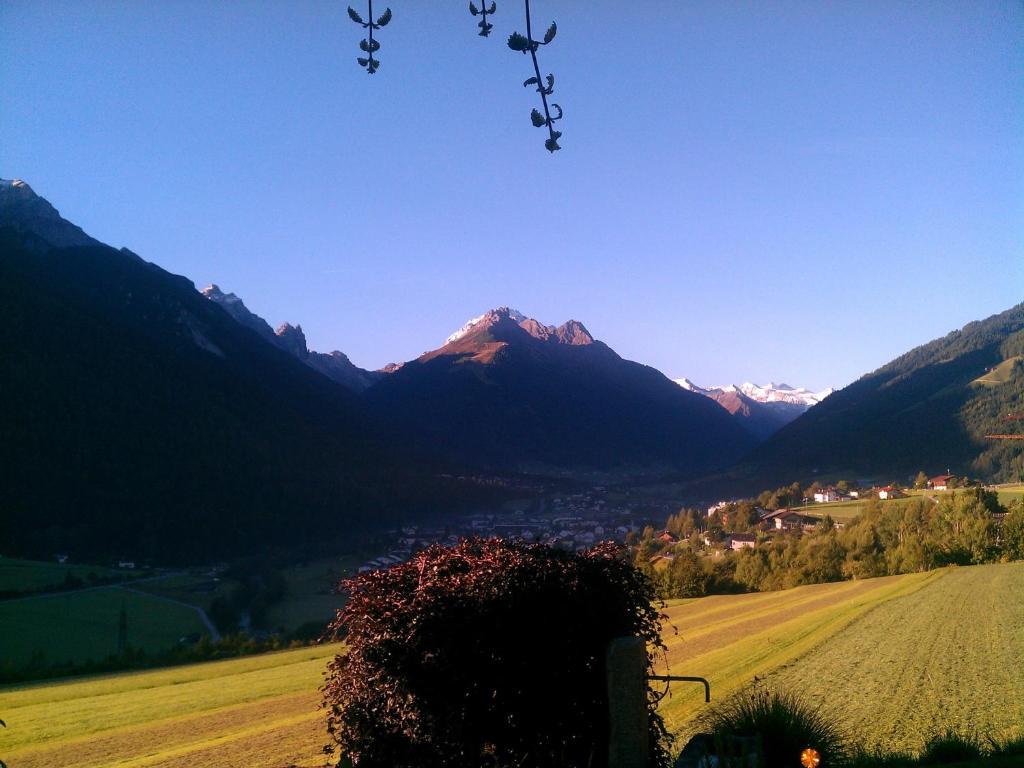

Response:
(646, 673), (710, 703)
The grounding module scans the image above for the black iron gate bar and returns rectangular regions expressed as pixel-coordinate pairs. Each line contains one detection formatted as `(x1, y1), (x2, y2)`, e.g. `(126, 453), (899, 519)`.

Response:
(646, 675), (711, 702)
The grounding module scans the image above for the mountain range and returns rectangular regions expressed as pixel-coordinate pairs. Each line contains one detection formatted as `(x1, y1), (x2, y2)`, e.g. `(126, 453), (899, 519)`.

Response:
(0, 179), (756, 558)
(198, 287), (757, 473)
(674, 379), (833, 440)
(2, 177), (1020, 561)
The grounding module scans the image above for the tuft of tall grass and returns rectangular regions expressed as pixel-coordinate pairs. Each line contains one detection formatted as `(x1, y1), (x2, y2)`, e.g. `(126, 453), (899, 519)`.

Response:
(843, 746), (917, 767)
(696, 683), (849, 767)
(917, 729), (984, 765)
(987, 730), (1024, 758)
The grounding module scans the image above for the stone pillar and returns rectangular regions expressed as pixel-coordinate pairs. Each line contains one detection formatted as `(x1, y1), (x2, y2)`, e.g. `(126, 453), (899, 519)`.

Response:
(606, 636), (649, 768)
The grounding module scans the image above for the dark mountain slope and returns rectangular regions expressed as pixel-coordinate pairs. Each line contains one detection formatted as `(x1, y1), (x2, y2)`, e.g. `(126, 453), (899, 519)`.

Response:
(741, 304), (1024, 484)
(363, 308), (756, 476)
(0, 182), (409, 562)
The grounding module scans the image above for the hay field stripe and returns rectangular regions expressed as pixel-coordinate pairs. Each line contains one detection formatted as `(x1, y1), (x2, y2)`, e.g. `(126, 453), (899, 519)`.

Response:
(658, 570), (940, 733)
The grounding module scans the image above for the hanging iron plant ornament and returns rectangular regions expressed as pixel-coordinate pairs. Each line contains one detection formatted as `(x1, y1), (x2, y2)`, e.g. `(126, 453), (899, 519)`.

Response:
(347, 3), (391, 74)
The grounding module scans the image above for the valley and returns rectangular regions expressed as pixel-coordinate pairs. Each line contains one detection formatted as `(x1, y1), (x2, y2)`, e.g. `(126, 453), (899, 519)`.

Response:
(3, 8), (1019, 767)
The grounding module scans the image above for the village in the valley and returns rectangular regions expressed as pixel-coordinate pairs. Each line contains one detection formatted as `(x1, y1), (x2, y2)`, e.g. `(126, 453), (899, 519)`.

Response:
(356, 473), (977, 572)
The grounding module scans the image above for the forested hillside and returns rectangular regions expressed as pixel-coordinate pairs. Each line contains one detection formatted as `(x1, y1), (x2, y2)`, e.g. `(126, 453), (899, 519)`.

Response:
(741, 304), (1024, 484)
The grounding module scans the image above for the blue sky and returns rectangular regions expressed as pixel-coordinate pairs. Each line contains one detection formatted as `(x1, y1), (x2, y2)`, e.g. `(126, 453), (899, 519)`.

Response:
(2, 1), (1021, 390)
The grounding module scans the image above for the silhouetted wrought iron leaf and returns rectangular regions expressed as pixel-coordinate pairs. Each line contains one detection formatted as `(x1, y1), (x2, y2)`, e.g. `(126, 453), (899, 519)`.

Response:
(546, 74), (554, 91)
(479, 22), (493, 36)
(507, 32), (530, 52)
(357, 56), (369, 66)
(544, 137), (561, 152)
(551, 103), (563, 120)
(347, 6), (364, 24)
(543, 22), (557, 44)
(531, 108), (546, 127)
(487, 2), (496, 13)
(469, 1), (480, 15)
(523, 77), (539, 87)
(376, 8), (391, 26)
(359, 39), (369, 51)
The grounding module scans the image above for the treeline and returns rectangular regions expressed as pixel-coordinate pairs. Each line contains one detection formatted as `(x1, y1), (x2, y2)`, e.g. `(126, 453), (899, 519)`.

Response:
(637, 489), (1024, 599)
(0, 568), (142, 600)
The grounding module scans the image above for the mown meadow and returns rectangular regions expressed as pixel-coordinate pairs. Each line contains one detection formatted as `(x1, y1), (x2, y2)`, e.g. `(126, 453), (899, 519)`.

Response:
(658, 562), (1024, 753)
(2, 562), (1021, 767)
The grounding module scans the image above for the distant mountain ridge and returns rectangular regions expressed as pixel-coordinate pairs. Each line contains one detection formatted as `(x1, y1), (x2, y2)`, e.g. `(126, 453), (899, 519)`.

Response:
(201, 284), (384, 392)
(365, 307), (757, 475)
(675, 378), (831, 440)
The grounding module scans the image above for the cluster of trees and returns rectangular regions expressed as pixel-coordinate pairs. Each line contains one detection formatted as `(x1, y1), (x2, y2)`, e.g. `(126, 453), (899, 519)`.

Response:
(637, 489), (1024, 599)
(208, 560), (289, 633)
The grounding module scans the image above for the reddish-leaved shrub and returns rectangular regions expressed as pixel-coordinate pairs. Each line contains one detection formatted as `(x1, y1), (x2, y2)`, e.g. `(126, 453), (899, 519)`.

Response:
(322, 538), (671, 768)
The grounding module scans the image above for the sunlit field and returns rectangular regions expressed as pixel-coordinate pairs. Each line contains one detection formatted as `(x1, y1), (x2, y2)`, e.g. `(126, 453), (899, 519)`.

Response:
(658, 562), (1024, 753)
(0, 644), (342, 768)
(3, 564), (1022, 766)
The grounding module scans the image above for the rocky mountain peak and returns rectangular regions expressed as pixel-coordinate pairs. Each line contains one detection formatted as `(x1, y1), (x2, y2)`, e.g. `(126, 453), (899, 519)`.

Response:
(0, 178), (38, 200)
(444, 307), (594, 348)
(555, 319), (593, 345)
(274, 322), (309, 358)
(0, 177), (98, 249)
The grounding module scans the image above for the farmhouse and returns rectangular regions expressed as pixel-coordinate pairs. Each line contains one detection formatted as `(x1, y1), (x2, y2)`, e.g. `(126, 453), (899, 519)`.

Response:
(928, 474), (955, 491)
(813, 488), (841, 503)
(877, 486), (906, 500)
(727, 533), (756, 550)
(759, 509), (817, 531)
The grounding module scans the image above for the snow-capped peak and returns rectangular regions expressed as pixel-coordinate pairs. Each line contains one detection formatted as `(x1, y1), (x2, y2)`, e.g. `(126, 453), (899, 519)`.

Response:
(445, 307), (527, 345)
(0, 178), (36, 196)
(201, 284), (244, 306)
(673, 377), (708, 394)
(676, 378), (832, 408)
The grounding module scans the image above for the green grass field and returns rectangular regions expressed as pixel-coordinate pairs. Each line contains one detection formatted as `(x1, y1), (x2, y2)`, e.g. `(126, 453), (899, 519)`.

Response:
(0, 586), (210, 666)
(3, 564), (1022, 766)
(992, 484), (1024, 505)
(791, 494), (925, 523)
(796, 485), (1023, 523)
(972, 356), (1022, 387)
(263, 557), (354, 632)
